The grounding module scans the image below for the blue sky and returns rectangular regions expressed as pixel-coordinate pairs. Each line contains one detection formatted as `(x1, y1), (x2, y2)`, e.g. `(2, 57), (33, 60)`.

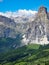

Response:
(0, 0), (49, 12)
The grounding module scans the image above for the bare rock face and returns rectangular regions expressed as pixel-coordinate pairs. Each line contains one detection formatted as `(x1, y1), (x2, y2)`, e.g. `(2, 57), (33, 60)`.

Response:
(38, 6), (47, 14)
(0, 15), (16, 38)
(22, 6), (49, 45)
(34, 6), (48, 44)
(0, 6), (49, 46)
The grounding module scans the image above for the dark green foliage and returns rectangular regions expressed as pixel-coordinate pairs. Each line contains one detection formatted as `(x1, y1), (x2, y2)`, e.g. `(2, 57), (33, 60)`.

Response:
(0, 36), (22, 53)
(37, 64), (40, 65)
(0, 39), (49, 65)
(45, 61), (49, 65)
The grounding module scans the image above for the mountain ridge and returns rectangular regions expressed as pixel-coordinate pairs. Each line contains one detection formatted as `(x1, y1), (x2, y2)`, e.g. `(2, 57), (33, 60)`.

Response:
(0, 6), (49, 46)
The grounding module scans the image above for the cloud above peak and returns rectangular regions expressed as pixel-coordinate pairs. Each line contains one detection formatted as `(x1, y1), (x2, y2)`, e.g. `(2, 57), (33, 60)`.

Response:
(17, 9), (37, 15)
(0, 9), (37, 18)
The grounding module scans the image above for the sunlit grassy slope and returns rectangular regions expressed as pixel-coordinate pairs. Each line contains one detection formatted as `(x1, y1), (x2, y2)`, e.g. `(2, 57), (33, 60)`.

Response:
(0, 43), (49, 65)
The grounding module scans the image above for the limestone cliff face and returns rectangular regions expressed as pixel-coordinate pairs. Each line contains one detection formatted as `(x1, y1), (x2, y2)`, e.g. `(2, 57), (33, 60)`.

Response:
(0, 6), (49, 45)
(22, 6), (49, 45)
(0, 15), (16, 38)
(34, 6), (48, 44)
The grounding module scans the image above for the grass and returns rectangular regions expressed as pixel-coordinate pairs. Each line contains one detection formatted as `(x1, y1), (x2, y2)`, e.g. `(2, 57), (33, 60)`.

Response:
(0, 43), (49, 65)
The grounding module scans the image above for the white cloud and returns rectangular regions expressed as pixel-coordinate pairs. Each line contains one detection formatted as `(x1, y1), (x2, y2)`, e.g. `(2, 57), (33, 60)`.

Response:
(0, 9), (37, 18)
(18, 9), (37, 15)
(16, 9), (37, 17)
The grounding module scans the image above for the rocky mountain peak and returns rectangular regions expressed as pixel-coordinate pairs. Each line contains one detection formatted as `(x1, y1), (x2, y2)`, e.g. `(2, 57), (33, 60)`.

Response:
(0, 6), (49, 46)
(37, 6), (48, 19)
(38, 6), (47, 14)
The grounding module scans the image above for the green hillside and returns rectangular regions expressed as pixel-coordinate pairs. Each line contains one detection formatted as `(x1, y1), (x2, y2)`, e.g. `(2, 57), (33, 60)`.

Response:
(0, 44), (49, 65)
(0, 37), (22, 53)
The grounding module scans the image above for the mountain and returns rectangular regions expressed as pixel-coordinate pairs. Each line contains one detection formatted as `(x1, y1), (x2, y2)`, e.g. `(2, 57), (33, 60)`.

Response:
(0, 6), (49, 65)
(9, 6), (49, 45)
(0, 6), (49, 50)
(21, 6), (49, 45)
(0, 15), (16, 38)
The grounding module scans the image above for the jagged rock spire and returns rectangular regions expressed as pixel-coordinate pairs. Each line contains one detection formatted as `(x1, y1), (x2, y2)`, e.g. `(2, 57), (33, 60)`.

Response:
(38, 6), (47, 14)
(37, 6), (48, 19)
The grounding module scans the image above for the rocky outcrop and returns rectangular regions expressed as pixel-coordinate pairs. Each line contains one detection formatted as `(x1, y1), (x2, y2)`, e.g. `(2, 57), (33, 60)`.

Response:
(22, 6), (49, 45)
(0, 15), (16, 38)
(0, 6), (49, 45)
(34, 6), (48, 44)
